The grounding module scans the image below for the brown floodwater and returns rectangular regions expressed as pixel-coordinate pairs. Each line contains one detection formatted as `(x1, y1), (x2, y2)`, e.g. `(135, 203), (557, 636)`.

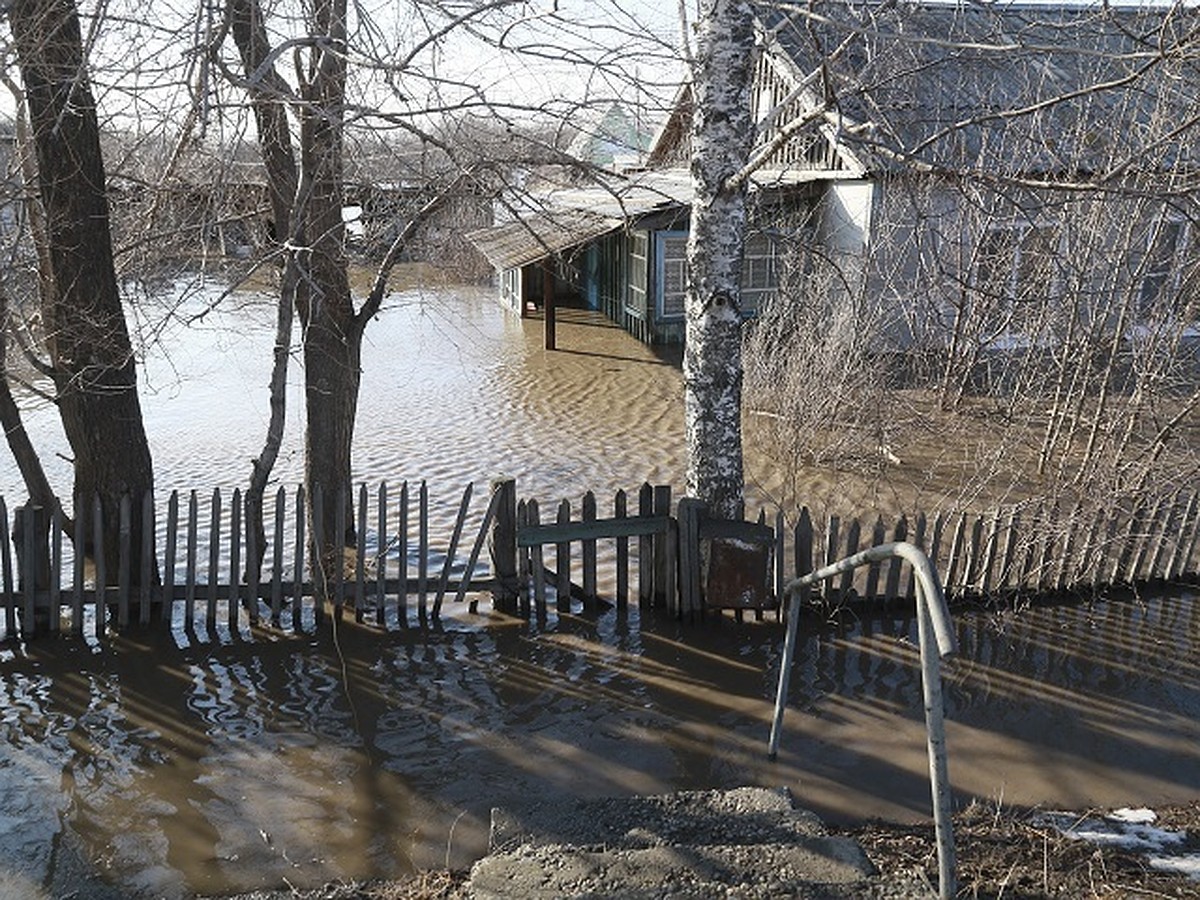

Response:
(1, 279), (1198, 897)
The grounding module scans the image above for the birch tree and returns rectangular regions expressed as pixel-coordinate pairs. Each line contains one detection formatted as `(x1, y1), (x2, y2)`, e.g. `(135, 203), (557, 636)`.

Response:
(684, 0), (756, 520)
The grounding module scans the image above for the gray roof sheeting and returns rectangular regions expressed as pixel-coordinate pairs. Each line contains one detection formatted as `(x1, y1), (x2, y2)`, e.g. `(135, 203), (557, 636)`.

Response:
(764, 1), (1200, 176)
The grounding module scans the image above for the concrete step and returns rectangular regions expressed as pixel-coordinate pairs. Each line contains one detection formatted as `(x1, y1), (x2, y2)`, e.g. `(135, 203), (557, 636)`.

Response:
(467, 787), (894, 899)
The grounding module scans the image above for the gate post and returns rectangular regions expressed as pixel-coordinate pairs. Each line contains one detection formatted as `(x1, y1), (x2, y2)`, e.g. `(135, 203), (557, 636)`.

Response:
(488, 478), (519, 613)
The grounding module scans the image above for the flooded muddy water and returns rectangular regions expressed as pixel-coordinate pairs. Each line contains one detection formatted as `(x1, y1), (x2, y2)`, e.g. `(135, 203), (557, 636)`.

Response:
(1, 593), (1197, 898)
(1, 278), (1198, 897)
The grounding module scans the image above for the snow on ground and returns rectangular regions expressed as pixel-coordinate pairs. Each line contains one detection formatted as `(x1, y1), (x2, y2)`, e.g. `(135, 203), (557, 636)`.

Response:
(1037, 807), (1200, 880)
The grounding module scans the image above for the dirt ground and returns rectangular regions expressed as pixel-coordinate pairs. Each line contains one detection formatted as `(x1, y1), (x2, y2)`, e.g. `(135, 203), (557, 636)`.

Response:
(207, 801), (1200, 899)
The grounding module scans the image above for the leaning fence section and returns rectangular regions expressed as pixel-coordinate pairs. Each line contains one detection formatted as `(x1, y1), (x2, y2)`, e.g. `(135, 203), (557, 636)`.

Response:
(779, 495), (1200, 614)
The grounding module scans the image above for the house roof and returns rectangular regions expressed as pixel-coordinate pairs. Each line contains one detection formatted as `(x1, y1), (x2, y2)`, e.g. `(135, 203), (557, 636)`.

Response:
(764, 1), (1200, 177)
(467, 171), (694, 270)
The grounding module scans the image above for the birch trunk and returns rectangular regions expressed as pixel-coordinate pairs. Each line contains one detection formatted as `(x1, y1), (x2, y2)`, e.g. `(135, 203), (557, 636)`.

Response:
(684, 0), (756, 520)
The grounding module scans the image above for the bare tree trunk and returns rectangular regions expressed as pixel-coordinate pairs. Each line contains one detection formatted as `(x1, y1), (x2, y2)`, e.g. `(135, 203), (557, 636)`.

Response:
(297, 0), (357, 598)
(10, 0), (156, 584)
(225, 0), (300, 584)
(684, 0), (756, 520)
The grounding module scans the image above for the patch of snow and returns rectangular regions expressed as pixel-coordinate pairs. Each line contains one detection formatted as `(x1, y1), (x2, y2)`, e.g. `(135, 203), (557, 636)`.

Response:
(1149, 854), (1200, 880)
(1037, 808), (1196, 880)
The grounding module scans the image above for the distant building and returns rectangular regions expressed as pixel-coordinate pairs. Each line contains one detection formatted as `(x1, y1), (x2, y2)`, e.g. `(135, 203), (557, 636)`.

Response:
(470, 2), (1198, 350)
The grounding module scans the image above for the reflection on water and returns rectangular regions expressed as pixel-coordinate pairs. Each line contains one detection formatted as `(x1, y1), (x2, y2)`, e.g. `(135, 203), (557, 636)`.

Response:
(1, 590), (1197, 897)
(1, 280), (1198, 895)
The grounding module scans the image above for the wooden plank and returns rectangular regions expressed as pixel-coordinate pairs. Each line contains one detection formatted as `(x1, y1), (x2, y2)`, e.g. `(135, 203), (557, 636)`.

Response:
(50, 503), (63, 633)
(838, 519), (861, 600)
(964, 515), (984, 594)
(615, 490), (629, 610)
(582, 492), (597, 603)
(775, 509), (786, 617)
(676, 499), (700, 616)
(864, 517), (886, 602)
(246, 489), (260, 625)
(376, 483), (387, 623)
(21, 504), (37, 635)
(93, 496), (105, 637)
(140, 492), (154, 625)
(272, 487), (285, 624)
(355, 483), (369, 620)
(117, 495), (132, 629)
(229, 489), (242, 630)
(293, 485), (306, 628)
(0, 498), (13, 638)
(163, 492), (178, 628)
(943, 513), (967, 597)
(311, 485), (326, 624)
(653, 485), (672, 608)
(72, 495), (87, 634)
(458, 483), (502, 612)
(997, 509), (1019, 592)
(1166, 491), (1197, 580)
(556, 499), (571, 613)
(1180, 493), (1200, 580)
(823, 514), (840, 602)
(397, 481), (408, 625)
(207, 489), (221, 627)
(1127, 497), (1164, 583)
(883, 515), (906, 603)
(434, 483), (473, 618)
(927, 512), (946, 597)
(488, 478), (518, 613)
(638, 483), (653, 607)
(518, 514), (672, 547)
(517, 500), (531, 617)
(1147, 491), (1182, 581)
(1056, 503), (1081, 591)
(418, 481), (429, 622)
(979, 510), (1000, 596)
(1076, 504), (1105, 592)
(698, 518), (775, 544)
(182, 494), (196, 628)
(530, 499), (546, 615)
(906, 512), (927, 601)
(665, 516), (678, 618)
(1168, 491), (1199, 580)
(1101, 507), (1123, 587)
(1017, 503), (1042, 592)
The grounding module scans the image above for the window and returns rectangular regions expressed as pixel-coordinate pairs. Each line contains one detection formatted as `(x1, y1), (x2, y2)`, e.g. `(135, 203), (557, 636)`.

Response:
(974, 222), (1059, 341)
(656, 231), (688, 319)
(628, 231), (648, 315)
(1138, 216), (1189, 315)
(741, 231), (780, 313)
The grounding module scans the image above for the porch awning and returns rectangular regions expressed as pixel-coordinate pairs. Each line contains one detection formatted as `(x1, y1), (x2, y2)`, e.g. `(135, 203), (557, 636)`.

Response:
(468, 170), (696, 271)
(467, 209), (620, 271)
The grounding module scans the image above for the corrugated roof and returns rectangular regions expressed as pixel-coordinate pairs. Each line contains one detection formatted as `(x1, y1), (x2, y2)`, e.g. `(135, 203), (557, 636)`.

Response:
(468, 171), (694, 270)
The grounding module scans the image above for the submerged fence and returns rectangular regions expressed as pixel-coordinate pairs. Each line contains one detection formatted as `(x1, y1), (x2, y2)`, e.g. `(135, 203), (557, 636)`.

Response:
(1, 478), (1198, 642)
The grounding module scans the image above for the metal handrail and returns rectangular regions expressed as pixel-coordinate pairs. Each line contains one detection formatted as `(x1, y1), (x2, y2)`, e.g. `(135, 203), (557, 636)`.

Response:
(768, 541), (958, 900)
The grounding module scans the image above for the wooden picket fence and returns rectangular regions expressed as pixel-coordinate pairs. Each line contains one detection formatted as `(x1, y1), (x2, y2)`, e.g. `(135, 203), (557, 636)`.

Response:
(2, 477), (1198, 642)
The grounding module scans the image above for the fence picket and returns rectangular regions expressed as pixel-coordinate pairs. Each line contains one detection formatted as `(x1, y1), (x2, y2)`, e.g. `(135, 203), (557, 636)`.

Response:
(229, 489), (242, 630)
(0, 499), (13, 637)
(615, 490), (629, 609)
(376, 483), (387, 623)
(582, 492), (597, 602)
(434, 483), (473, 618)
(839, 519), (860, 600)
(884, 515), (907, 602)
(72, 496), (86, 634)
(356, 483), (369, 620)
(638, 483), (653, 607)
(207, 489), (221, 627)
(22, 504), (38, 634)
(418, 481), (429, 622)
(269, 488), (284, 623)
(140, 492), (154, 625)
(51, 503), (63, 633)
(1168, 492), (1199, 580)
(293, 486), (306, 626)
(93, 496), (105, 637)
(556, 499), (571, 613)
(397, 481), (408, 624)
(530, 499), (546, 615)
